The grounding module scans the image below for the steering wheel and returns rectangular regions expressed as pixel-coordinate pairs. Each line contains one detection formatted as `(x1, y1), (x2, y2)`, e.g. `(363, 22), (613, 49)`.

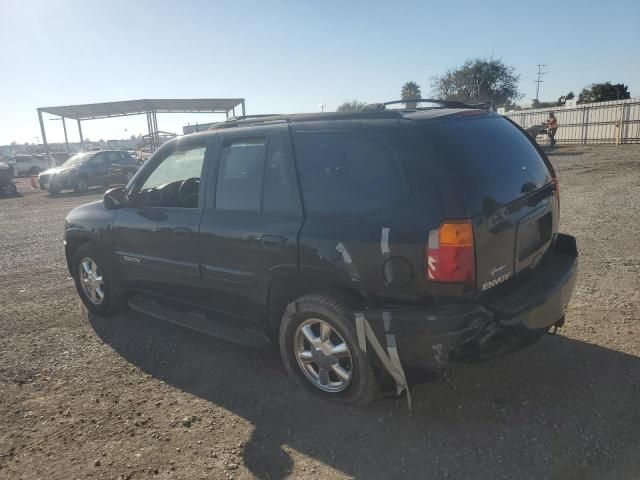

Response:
(178, 177), (200, 207)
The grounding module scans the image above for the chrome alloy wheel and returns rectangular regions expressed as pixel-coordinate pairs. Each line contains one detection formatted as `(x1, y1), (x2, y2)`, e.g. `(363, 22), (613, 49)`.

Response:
(79, 257), (104, 305)
(76, 178), (88, 192)
(293, 318), (353, 392)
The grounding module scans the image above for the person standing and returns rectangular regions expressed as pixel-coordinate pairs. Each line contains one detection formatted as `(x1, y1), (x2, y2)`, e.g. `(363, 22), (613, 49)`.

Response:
(546, 112), (559, 146)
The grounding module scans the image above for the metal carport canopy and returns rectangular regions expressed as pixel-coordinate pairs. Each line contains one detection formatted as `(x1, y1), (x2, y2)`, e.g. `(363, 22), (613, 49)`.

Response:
(36, 98), (246, 160)
(39, 98), (245, 120)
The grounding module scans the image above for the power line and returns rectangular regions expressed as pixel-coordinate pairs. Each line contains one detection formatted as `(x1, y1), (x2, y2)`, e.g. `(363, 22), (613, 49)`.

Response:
(534, 64), (548, 101)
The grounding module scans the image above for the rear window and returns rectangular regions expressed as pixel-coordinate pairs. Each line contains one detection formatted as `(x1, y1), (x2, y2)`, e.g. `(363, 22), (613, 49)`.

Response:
(294, 131), (406, 214)
(422, 116), (552, 213)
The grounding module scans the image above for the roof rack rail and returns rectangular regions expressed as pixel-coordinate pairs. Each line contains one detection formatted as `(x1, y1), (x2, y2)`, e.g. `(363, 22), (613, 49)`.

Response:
(227, 114), (282, 121)
(208, 114), (288, 129)
(205, 110), (405, 130)
(362, 99), (474, 111)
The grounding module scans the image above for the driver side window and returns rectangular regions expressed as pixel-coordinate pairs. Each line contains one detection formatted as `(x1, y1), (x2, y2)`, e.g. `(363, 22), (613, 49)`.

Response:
(138, 145), (206, 208)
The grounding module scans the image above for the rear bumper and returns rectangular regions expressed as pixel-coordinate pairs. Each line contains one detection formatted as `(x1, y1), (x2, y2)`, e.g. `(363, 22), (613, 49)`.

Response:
(359, 234), (578, 370)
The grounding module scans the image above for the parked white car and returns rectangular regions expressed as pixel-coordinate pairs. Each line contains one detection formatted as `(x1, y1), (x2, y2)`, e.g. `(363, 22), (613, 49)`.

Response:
(6, 155), (51, 176)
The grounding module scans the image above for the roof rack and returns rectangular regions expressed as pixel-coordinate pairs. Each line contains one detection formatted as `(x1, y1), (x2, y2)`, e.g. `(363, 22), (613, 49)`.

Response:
(208, 114), (288, 129)
(227, 114), (283, 121)
(206, 110), (404, 130)
(362, 99), (474, 111)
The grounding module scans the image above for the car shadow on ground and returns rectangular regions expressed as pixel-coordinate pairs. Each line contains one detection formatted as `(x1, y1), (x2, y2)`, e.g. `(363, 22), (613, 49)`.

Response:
(0, 192), (22, 200)
(47, 187), (108, 199)
(544, 147), (585, 157)
(89, 311), (640, 480)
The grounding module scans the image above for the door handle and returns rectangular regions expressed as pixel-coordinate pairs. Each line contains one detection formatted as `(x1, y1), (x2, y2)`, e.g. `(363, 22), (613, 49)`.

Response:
(173, 227), (193, 236)
(260, 234), (285, 249)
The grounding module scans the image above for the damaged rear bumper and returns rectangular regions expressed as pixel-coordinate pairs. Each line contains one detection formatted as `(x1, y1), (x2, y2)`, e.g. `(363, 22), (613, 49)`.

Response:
(357, 233), (578, 372)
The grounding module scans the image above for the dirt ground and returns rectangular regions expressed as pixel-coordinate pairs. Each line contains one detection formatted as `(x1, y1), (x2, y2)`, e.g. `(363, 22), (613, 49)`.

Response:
(1, 145), (639, 480)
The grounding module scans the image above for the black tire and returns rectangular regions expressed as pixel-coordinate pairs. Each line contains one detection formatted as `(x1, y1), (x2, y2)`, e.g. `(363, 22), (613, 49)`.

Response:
(29, 166), (41, 175)
(279, 294), (378, 406)
(48, 186), (60, 194)
(73, 177), (89, 193)
(72, 243), (125, 315)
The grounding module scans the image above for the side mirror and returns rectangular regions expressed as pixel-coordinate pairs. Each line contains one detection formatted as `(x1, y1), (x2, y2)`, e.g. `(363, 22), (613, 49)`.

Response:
(103, 187), (129, 210)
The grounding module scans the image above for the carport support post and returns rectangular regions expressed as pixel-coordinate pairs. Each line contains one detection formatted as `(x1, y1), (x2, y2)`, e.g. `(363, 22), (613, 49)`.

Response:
(61, 117), (69, 154)
(77, 119), (84, 151)
(241, 100), (246, 116)
(37, 109), (51, 167)
(152, 110), (159, 150)
(146, 110), (154, 152)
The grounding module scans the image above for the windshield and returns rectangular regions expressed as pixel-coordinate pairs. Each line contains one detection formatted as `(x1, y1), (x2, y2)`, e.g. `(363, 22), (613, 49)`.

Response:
(62, 152), (94, 167)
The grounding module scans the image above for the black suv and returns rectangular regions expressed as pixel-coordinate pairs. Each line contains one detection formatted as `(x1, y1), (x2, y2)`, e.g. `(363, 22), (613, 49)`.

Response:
(40, 150), (139, 194)
(64, 101), (578, 405)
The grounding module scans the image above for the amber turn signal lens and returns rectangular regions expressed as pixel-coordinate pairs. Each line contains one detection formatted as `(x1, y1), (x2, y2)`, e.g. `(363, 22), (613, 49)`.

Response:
(438, 221), (474, 246)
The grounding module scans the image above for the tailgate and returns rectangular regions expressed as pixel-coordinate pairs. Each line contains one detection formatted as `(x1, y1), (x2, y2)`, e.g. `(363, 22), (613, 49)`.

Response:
(419, 114), (558, 294)
(474, 183), (557, 293)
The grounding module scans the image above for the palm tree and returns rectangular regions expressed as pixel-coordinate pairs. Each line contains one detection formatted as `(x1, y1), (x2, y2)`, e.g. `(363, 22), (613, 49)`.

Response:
(401, 81), (422, 108)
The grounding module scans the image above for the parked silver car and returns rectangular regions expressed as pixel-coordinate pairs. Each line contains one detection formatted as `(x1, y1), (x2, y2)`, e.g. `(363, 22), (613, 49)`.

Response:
(6, 155), (51, 176)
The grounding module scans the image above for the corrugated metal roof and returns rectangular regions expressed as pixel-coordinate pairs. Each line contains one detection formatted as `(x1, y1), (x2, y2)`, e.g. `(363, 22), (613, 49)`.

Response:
(38, 98), (244, 120)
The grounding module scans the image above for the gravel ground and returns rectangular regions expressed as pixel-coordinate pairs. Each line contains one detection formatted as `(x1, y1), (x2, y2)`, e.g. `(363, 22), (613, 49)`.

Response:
(1, 145), (639, 480)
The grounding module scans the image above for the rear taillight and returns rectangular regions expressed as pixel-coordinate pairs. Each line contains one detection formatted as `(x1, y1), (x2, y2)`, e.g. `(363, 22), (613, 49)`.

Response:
(426, 220), (475, 288)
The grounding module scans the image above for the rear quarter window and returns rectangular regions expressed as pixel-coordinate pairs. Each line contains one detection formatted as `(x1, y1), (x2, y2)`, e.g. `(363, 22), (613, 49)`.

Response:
(293, 130), (406, 214)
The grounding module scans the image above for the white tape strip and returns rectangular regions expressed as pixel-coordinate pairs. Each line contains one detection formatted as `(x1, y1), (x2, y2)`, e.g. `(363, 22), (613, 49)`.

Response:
(381, 227), (390, 255)
(335, 242), (353, 264)
(354, 312), (412, 409)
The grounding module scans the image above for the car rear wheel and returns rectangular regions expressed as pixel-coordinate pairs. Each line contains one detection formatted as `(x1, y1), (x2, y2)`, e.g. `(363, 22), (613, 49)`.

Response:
(29, 166), (41, 175)
(279, 294), (378, 405)
(74, 177), (88, 193)
(72, 243), (124, 315)
(6, 183), (17, 195)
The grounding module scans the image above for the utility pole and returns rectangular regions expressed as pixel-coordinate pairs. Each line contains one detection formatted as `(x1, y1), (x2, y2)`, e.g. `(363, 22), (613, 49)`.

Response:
(534, 64), (548, 102)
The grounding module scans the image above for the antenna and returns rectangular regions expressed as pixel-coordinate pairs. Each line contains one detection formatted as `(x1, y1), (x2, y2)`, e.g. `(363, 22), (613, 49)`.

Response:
(534, 64), (548, 102)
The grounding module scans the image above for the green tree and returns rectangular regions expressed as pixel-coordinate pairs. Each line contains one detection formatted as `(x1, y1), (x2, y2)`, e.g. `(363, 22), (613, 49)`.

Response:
(336, 99), (367, 112)
(532, 99), (557, 109)
(401, 81), (422, 108)
(578, 82), (630, 103)
(431, 57), (521, 107)
(556, 91), (575, 106)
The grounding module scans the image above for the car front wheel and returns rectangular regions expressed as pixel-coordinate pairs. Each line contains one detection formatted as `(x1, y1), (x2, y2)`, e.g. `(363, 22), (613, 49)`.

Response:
(74, 177), (89, 193)
(279, 294), (377, 406)
(72, 243), (124, 315)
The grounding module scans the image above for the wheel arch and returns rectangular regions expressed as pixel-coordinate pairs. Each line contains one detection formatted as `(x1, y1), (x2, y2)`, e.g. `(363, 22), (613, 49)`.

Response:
(64, 231), (95, 275)
(267, 274), (367, 340)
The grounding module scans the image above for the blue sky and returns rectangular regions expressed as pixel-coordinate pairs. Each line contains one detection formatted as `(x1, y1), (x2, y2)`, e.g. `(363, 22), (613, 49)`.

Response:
(1, 0), (639, 144)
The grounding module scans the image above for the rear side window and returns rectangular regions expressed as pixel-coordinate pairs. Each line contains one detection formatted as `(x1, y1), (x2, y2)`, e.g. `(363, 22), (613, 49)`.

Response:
(216, 138), (266, 211)
(262, 134), (298, 214)
(294, 131), (406, 214)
